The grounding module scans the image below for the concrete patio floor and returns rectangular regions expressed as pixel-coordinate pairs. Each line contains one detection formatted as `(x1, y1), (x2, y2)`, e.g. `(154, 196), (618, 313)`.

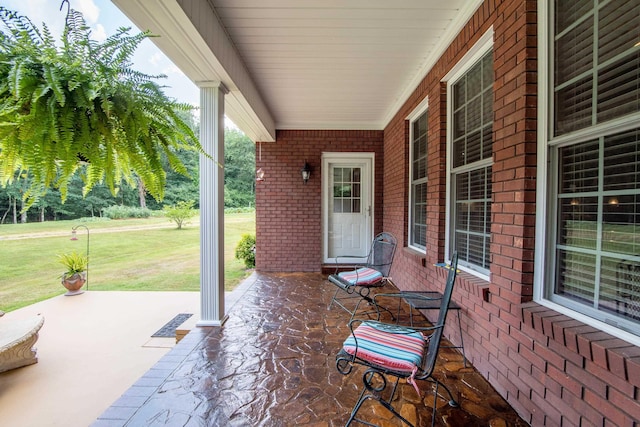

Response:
(0, 290), (205, 427)
(89, 272), (529, 427)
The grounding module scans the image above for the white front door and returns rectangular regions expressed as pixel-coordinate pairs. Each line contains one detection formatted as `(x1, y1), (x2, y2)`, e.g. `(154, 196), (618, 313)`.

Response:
(323, 153), (374, 263)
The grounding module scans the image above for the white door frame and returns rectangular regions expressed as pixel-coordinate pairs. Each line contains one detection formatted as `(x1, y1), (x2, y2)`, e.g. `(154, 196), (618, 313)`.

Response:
(322, 152), (375, 263)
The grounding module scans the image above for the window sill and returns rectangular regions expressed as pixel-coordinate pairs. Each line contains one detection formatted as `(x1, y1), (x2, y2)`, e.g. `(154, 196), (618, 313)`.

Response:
(521, 302), (640, 385)
(402, 246), (425, 256)
(447, 267), (491, 302)
(400, 247), (491, 301)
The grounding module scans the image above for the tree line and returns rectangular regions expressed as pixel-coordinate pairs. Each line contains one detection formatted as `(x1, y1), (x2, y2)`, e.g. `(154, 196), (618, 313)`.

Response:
(0, 5), (256, 224)
(0, 126), (256, 224)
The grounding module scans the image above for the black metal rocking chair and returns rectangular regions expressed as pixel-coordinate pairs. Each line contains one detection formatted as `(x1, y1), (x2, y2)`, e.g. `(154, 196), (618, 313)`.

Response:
(328, 232), (397, 322)
(335, 252), (459, 427)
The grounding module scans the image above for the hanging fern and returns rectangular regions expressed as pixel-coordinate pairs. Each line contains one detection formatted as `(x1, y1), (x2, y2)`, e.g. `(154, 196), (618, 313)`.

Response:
(0, 6), (203, 208)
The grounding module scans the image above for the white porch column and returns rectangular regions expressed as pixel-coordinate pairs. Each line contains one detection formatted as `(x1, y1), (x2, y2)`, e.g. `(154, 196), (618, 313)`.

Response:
(197, 82), (228, 326)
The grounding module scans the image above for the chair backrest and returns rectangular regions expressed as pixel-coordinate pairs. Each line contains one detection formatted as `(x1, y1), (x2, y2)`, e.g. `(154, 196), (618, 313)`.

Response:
(366, 232), (397, 277)
(419, 251), (459, 379)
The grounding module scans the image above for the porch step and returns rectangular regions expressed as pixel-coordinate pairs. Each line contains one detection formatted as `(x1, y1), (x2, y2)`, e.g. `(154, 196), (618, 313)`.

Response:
(175, 315), (198, 343)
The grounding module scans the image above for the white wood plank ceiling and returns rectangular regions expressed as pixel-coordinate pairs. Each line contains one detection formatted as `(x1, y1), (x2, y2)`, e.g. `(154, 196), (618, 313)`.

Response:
(113, 0), (481, 139)
(210, 0), (477, 130)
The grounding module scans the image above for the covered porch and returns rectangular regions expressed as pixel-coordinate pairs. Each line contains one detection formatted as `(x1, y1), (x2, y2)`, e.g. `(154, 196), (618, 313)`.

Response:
(105, 1), (640, 425)
(93, 273), (526, 426)
(111, 0), (485, 325)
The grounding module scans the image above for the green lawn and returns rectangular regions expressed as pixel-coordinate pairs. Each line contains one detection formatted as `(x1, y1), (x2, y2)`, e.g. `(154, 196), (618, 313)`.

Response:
(0, 212), (255, 312)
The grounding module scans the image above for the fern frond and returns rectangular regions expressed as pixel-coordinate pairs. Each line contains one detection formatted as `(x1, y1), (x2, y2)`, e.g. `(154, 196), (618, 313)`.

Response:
(43, 65), (65, 106)
(0, 5), (207, 206)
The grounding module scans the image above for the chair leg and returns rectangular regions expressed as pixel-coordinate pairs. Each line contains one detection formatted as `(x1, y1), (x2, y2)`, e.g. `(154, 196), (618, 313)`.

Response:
(346, 393), (418, 427)
(456, 310), (467, 368)
(351, 288), (396, 322)
(345, 389), (376, 427)
(351, 292), (381, 322)
(346, 377), (459, 427)
(428, 378), (459, 427)
(328, 286), (343, 310)
(331, 286), (395, 322)
(345, 370), (417, 427)
(329, 286), (360, 319)
(432, 376), (458, 407)
(431, 381), (439, 427)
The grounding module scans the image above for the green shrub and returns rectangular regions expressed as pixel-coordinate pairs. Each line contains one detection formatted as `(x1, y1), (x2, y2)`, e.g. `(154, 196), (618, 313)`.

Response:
(102, 205), (152, 219)
(163, 200), (196, 229)
(224, 207), (255, 214)
(235, 234), (256, 268)
(76, 217), (111, 223)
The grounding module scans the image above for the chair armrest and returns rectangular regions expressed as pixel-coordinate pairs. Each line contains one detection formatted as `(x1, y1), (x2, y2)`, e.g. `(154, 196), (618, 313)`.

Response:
(375, 291), (442, 302)
(372, 292), (442, 312)
(396, 291), (443, 298)
(372, 292), (447, 326)
(333, 255), (365, 272)
(334, 255), (365, 262)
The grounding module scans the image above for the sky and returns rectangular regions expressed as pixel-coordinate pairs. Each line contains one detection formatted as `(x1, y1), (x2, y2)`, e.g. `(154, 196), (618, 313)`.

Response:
(1, 0), (200, 108)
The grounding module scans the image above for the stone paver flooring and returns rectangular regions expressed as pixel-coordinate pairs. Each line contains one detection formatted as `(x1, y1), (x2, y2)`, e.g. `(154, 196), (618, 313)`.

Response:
(93, 272), (529, 427)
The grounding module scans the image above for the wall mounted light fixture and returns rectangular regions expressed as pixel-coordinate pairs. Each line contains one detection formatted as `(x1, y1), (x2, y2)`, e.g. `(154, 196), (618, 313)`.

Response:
(301, 161), (311, 184)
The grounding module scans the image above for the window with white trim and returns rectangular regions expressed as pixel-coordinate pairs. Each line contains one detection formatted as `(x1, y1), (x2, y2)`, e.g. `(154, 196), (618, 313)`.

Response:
(546, 0), (640, 334)
(409, 109), (428, 251)
(449, 50), (494, 276)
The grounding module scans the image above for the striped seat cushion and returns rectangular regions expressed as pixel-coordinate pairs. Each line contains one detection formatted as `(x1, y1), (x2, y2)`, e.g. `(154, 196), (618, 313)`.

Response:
(337, 267), (383, 286)
(342, 322), (426, 373)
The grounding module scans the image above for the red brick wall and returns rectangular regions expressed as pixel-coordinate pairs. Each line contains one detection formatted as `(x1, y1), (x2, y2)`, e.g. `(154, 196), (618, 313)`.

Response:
(381, 0), (640, 426)
(253, 1), (640, 424)
(255, 130), (384, 272)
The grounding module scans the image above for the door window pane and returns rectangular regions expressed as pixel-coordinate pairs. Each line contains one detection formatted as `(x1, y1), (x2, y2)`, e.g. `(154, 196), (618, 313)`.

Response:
(333, 167), (361, 214)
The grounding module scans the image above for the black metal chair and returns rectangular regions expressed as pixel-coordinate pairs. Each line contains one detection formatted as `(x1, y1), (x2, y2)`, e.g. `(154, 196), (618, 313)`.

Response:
(389, 289), (466, 368)
(335, 252), (459, 427)
(328, 232), (397, 322)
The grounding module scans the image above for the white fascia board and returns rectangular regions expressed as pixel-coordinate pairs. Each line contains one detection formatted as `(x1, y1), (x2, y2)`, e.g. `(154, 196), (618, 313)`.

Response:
(112, 0), (275, 142)
(276, 122), (383, 131)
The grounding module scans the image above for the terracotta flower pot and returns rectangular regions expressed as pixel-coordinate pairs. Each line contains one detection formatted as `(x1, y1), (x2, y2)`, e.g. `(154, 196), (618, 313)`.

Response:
(61, 272), (86, 296)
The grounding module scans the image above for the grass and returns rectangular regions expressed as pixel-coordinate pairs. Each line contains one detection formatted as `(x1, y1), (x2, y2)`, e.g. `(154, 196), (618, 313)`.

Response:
(0, 212), (256, 312)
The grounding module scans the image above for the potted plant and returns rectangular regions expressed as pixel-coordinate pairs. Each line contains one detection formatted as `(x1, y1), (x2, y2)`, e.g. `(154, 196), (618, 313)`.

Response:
(58, 251), (88, 296)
